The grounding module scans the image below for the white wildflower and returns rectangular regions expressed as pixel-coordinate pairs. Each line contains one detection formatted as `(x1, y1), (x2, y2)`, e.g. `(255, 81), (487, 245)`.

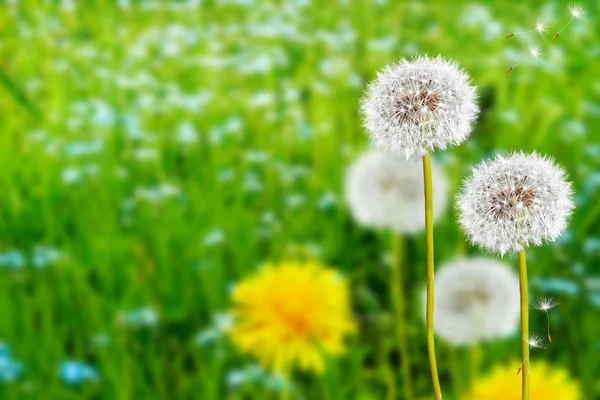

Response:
(360, 55), (478, 160)
(427, 257), (520, 346)
(345, 150), (448, 234)
(457, 152), (574, 256)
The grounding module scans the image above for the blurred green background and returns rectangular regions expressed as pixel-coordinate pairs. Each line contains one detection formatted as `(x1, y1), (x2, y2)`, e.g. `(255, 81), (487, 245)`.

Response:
(0, 0), (598, 399)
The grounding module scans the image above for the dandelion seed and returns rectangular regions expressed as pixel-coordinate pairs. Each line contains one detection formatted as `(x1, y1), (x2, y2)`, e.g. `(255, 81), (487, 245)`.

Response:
(553, 3), (586, 41)
(505, 16), (548, 38)
(505, 42), (544, 74)
(517, 332), (546, 375)
(534, 296), (560, 342)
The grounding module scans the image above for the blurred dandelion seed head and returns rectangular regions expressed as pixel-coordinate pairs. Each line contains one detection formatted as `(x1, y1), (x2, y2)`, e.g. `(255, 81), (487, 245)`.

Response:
(526, 332), (547, 349)
(529, 42), (543, 59)
(228, 261), (356, 374)
(457, 152), (575, 256)
(345, 151), (448, 234)
(534, 296), (560, 311)
(568, 2), (586, 20)
(426, 257), (520, 346)
(536, 16), (549, 37)
(360, 55), (479, 160)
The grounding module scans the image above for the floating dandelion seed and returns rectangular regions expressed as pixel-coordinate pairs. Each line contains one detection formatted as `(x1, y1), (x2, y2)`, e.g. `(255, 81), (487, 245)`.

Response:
(505, 16), (548, 38)
(505, 42), (543, 74)
(517, 332), (546, 375)
(553, 3), (586, 41)
(534, 296), (560, 343)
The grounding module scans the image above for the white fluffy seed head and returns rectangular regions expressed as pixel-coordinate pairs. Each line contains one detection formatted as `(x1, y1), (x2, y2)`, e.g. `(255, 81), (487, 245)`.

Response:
(360, 55), (479, 161)
(533, 296), (560, 311)
(568, 2), (586, 20)
(526, 332), (547, 349)
(536, 16), (549, 37)
(425, 257), (521, 346)
(345, 150), (448, 234)
(456, 151), (574, 256)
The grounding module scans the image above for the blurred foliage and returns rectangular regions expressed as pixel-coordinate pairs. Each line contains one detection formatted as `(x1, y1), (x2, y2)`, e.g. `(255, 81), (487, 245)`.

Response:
(0, 0), (598, 399)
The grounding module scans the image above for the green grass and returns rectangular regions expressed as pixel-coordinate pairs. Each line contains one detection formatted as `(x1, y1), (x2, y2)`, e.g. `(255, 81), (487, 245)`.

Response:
(0, 0), (598, 398)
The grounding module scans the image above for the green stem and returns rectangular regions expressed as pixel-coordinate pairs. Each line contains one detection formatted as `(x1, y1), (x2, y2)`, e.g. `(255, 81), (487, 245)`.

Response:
(390, 234), (414, 400)
(280, 373), (290, 400)
(448, 346), (463, 397)
(518, 249), (530, 400)
(423, 153), (443, 400)
(469, 343), (480, 384)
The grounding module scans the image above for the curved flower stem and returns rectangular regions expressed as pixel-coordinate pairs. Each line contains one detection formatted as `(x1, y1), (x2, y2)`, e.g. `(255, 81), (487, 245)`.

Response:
(423, 153), (443, 400)
(390, 233), (414, 400)
(518, 249), (530, 400)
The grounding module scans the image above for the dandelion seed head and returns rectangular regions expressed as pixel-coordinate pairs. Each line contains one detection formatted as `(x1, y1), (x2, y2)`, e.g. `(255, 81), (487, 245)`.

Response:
(529, 42), (543, 59)
(535, 16), (548, 36)
(345, 150), (448, 234)
(526, 332), (547, 349)
(457, 151), (574, 256)
(425, 257), (520, 346)
(533, 296), (560, 311)
(361, 55), (479, 160)
(568, 2), (586, 20)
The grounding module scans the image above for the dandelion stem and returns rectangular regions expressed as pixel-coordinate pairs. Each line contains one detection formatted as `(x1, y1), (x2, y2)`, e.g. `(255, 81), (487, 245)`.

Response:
(554, 16), (574, 40)
(518, 249), (530, 400)
(448, 346), (463, 397)
(546, 310), (552, 343)
(423, 153), (443, 400)
(390, 233), (414, 400)
(469, 343), (481, 384)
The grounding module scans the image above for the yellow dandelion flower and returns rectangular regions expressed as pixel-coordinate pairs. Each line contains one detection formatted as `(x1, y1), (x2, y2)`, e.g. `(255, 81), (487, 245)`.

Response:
(229, 260), (356, 374)
(463, 361), (582, 400)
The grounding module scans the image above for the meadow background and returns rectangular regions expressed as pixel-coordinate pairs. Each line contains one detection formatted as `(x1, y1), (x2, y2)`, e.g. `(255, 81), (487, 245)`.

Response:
(0, 0), (598, 399)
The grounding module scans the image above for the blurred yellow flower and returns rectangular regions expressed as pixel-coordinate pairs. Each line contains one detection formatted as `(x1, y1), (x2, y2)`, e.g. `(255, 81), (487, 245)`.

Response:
(229, 261), (356, 374)
(463, 361), (581, 400)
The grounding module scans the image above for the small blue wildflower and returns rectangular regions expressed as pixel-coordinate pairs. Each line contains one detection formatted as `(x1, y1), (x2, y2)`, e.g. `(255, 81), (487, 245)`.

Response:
(203, 229), (225, 247)
(0, 250), (25, 270)
(317, 192), (337, 210)
(285, 194), (306, 209)
(533, 277), (580, 296)
(217, 168), (235, 183)
(0, 343), (23, 382)
(32, 246), (61, 269)
(243, 172), (263, 193)
(61, 168), (82, 185)
(64, 139), (103, 157)
(177, 122), (198, 145)
(59, 360), (98, 386)
(121, 307), (159, 328)
(226, 364), (265, 389)
(583, 237), (600, 256)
